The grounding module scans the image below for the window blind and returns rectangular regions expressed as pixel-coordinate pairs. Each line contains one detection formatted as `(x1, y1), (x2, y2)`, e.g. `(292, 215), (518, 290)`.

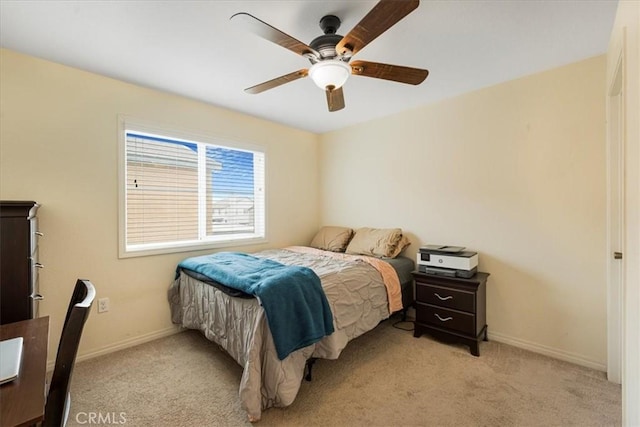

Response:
(124, 131), (265, 252)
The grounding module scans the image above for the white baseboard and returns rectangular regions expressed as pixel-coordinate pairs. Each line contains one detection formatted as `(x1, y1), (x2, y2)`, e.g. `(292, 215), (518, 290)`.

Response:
(488, 330), (607, 372)
(47, 325), (183, 371)
(50, 326), (606, 374)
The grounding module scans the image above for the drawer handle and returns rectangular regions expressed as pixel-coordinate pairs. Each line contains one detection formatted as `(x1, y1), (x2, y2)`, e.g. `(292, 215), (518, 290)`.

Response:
(35, 231), (44, 237)
(434, 313), (453, 322)
(434, 292), (453, 301)
(30, 293), (44, 301)
(34, 263), (44, 269)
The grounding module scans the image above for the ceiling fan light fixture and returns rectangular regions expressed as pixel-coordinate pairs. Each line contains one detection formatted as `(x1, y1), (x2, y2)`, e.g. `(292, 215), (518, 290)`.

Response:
(309, 60), (351, 90)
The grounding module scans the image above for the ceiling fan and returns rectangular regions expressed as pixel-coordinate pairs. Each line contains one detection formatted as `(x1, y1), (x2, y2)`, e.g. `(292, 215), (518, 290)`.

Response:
(230, 0), (429, 112)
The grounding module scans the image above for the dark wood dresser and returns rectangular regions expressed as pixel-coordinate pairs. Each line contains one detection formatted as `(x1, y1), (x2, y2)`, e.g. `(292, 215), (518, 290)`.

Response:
(412, 271), (489, 356)
(0, 201), (42, 325)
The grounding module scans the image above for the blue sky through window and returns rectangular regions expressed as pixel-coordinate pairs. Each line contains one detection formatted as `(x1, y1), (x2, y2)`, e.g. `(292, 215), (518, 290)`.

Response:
(207, 146), (254, 199)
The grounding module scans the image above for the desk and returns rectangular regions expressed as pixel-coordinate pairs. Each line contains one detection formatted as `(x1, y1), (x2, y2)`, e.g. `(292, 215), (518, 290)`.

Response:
(1, 316), (49, 427)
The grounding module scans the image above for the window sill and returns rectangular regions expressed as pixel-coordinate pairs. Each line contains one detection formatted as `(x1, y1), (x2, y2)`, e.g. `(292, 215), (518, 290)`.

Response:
(118, 236), (267, 259)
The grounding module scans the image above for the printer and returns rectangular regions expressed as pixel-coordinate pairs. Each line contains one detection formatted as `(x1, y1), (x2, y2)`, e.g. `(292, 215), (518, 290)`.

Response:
(416, 245), (478, 278)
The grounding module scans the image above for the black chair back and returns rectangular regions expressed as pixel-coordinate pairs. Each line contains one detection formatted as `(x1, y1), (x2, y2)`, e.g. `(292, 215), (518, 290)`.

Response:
(43, 279), (96, 427)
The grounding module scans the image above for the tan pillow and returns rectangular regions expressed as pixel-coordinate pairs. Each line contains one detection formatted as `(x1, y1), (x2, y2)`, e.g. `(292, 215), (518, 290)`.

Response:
(309, 226), (354, 252)
(388, 234), (411, 258)
(345, 227), (407, 258)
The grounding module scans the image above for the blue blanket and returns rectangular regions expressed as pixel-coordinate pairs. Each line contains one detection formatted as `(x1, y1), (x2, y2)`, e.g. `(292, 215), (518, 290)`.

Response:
(177, 252), (334, 360)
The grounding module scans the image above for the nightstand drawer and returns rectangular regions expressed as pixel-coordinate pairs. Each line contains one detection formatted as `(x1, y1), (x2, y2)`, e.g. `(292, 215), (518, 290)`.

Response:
(415, 302), (475, 335)
(416, 283), (475, 313)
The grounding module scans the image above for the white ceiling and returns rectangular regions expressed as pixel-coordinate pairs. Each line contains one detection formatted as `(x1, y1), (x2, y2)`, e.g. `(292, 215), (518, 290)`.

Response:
(0, 1), (618, 134)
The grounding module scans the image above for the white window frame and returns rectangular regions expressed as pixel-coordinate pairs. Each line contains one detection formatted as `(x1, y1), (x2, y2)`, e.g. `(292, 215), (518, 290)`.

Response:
(117, 115), (267, 258)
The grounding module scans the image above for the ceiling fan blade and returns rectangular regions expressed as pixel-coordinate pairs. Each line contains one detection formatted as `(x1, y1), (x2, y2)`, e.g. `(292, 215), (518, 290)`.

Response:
(350, 60), (428, 85)
(325, 86), (345, 112)
(335, 0), (419, 57)
(245, 69), (309, 94)
(231, 12), (319, 59)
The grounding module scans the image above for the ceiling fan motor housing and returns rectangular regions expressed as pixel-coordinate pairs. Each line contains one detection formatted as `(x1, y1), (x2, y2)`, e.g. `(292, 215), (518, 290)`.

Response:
(310, 15), (344, 60)
(310, 34), (343, 59)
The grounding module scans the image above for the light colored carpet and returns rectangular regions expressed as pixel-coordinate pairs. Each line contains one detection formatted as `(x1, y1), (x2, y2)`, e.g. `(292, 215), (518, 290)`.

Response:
(66, 316), (621, 426)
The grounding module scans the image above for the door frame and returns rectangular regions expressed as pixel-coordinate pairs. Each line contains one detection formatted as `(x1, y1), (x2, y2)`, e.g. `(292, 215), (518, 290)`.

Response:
(605, 33), (625, 385)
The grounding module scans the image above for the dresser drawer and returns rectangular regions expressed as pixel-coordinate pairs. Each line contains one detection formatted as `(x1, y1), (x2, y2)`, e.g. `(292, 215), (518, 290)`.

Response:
(416, 282), (475, 313)
(415, 302), (475, 335)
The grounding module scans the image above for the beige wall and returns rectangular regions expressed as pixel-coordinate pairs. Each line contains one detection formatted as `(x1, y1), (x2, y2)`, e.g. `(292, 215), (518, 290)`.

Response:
(320, 56), (607, 368)
(0, 49), (320, 363)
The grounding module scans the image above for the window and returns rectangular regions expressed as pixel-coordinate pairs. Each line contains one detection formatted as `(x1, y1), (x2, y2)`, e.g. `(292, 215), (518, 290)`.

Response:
(118, 117), (266, 257)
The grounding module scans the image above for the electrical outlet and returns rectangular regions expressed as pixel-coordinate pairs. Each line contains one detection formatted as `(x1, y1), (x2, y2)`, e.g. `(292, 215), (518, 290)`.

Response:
(98, 297), (110, 313)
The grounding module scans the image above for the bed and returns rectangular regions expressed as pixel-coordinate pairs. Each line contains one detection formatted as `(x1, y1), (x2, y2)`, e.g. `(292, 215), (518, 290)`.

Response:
(168, 228), (414, 422)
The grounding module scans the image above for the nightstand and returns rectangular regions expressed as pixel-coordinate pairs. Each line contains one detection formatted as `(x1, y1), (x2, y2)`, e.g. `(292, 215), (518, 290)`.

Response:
(412, 271), (489, 356)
